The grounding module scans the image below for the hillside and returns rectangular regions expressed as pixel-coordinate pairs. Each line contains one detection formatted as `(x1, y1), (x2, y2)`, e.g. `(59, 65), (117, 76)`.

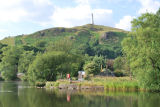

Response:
(0, 24), (128, 58)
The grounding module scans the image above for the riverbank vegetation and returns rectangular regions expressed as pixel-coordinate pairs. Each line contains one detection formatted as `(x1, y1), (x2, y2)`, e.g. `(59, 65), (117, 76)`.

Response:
(46, 77), (140, 91)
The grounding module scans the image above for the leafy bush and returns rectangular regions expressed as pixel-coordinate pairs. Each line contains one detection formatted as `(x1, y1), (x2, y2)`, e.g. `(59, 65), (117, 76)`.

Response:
(84, 62), (100, 75)
(114, 70), (125, 77)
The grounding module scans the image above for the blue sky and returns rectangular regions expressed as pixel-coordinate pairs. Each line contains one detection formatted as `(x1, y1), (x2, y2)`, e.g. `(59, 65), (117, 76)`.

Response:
(0, 0), (160, 40)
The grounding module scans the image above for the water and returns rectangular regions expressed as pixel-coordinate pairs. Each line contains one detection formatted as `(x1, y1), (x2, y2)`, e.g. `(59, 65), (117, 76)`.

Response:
(0, 82), (159, 107)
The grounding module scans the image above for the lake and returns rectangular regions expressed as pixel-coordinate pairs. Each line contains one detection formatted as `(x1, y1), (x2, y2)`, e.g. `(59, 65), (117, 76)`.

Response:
(0, 82), (159, 107)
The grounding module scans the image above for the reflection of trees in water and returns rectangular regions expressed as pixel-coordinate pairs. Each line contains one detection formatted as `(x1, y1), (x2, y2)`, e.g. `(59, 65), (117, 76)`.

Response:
(0, 82), (19, 107)
(138, 93), (160, 107)
(18, 89), (160, 107)
(0, 82), (160, 107)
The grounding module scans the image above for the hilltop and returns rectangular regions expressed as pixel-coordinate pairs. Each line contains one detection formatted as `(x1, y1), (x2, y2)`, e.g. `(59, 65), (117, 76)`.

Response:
(0, 24), (128, 58)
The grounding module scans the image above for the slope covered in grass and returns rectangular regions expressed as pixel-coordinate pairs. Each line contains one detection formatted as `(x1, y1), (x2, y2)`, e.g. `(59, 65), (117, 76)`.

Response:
(0, 24), (127, 58)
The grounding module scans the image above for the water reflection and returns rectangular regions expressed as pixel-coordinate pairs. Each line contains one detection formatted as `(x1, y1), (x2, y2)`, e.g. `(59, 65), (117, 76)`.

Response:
(0, 82), (159, 107)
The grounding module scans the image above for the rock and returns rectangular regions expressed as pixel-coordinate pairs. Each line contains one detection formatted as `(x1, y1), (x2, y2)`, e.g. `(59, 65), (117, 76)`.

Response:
(67, 29), (77, 32)
(101, 32), (117, 40)
(69, 36), (74, 40)
(91, 86), (104, 90)
(68, 84), (78, 90)
(77, 30), (90, 36)
(58, 84), (69, 89)
(81, 86), (92, 89)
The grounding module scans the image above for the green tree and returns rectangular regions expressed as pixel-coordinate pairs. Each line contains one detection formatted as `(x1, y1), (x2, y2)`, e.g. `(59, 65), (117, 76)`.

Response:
(122, 9), (160, 90)
(27, 51), (83, 82)
(83, 55), (105, 75)
(0, 46), (22, 80)
(0, 43), (8, 62)
(93, 55), (105, 67)
(18, 51), (35, 73)
(113, 57), (129, 77)
(83, 61), (100, 75)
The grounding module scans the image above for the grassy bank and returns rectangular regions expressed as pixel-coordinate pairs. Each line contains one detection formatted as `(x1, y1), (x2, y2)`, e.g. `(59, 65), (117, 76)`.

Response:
(45, 77), (143, 91)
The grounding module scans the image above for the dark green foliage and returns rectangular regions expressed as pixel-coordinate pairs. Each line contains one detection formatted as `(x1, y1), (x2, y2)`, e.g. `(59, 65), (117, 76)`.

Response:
(0, 43), (7, 49)
(22, 45), (42, 53)
(34, 40), (47, 48)
(114, 70), (125, 77)
(0, 43), (8, 62)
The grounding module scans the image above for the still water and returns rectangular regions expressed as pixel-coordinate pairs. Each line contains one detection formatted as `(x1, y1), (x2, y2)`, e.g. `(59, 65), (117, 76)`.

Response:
(0, 82), (160, 107)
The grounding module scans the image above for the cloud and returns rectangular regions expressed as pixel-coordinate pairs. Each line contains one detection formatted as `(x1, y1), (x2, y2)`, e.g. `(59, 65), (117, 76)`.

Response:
(50, 4), (113, 27)
(115, 15), (134, 31)
(0, 8), (28, 22)
(74, 0), (96, 4)
(138, 0), (160, 14)
(0, 0), (28, 22)
(32, 0), (52, 6)
(115, 0), (160, 31)
(0, 0), (53, 23)
(0, 29), (8, 33)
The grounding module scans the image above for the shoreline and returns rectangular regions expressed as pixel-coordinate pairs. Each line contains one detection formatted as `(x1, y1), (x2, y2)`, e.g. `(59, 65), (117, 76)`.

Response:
(43, 77), (145, 92)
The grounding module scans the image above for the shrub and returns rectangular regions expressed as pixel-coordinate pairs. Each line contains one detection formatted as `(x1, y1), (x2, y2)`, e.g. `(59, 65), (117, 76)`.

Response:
(114, 70), (125, 77)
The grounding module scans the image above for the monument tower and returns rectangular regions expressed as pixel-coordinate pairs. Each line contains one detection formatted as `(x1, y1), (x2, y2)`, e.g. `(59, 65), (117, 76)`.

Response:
(92, 13), (94, 25)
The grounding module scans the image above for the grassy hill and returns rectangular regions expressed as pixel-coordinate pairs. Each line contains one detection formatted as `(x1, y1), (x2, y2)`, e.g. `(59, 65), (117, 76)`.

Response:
(0, 24), (128, 58)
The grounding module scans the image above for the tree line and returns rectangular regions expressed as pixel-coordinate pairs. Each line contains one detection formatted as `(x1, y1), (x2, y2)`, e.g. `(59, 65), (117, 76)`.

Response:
(0, 39), (105, 83)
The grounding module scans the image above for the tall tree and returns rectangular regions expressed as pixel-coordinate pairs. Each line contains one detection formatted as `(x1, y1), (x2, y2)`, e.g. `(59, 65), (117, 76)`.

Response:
(0, 46), (22, 80)
(122, 9), (160, 90)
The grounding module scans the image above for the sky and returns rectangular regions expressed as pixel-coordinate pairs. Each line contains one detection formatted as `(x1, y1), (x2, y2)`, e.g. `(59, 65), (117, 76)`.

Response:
(0, 0), (160, 40)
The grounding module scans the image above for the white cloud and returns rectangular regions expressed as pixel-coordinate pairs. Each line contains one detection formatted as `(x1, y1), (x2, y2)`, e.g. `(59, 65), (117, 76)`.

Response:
(50, 4), (113, 27)
(32, 0), (52, 6)
(0, 8), (28, 22)
(0, 0), (54, 23)
(115, 0), (160, 31)
(0, 29), (8, 33)
(0, 0), (22, 8)
(138, 0), (160, 14)
(115, 15), (134, 31)
(0, 0), (28, 22)
(74, 0), (96, 4)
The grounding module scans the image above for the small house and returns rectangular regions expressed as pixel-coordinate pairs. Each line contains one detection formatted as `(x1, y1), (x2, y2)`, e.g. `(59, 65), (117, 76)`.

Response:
(78, 71), (85, 81)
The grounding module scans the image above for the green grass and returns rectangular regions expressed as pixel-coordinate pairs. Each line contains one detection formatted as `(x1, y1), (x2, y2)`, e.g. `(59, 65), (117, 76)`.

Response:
(45, 77), (143, 91)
